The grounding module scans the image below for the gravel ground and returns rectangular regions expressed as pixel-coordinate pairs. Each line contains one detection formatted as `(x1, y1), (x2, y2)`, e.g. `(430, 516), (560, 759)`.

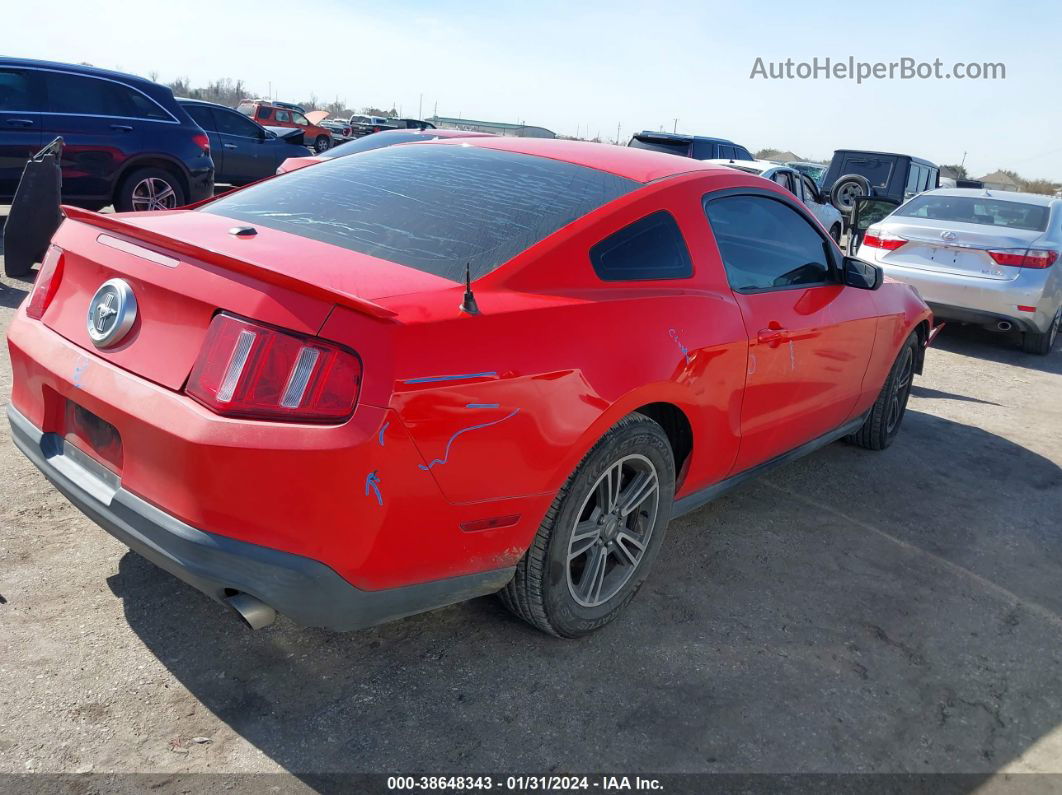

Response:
(0, 221), (1060, 787)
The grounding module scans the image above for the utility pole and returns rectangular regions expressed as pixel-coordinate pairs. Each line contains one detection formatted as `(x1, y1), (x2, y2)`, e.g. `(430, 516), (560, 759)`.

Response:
(616, 121), (621, 145)
(673, 118), (679, 133)
(961, 151), (967, 167)
(418, 93), (423, 119)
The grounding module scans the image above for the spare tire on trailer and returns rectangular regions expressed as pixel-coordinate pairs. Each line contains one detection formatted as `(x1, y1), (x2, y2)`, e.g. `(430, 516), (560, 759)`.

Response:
(830, 173), (872, 217)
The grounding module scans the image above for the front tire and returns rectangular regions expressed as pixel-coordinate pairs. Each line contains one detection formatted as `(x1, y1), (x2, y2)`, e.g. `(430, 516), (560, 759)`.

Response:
(1022, 307), (1059, 355)
(314, 135), (331, 153)
(848, 333), (918, 450)
(500, 413), (675, 638)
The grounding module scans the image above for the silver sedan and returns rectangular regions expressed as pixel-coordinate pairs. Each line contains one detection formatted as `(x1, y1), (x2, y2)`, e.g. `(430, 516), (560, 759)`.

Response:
(857, 189), (1061, 354)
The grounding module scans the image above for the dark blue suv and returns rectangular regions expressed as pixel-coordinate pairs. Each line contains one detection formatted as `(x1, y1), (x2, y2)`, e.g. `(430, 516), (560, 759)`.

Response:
(628, 131), (754, 161)
(0, 58), (213, 211)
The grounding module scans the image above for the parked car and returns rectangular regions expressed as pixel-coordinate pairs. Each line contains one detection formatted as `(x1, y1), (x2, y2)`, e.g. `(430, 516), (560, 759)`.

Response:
(178, 98), (310, 186)
(0, 57), (213, 211)
(628, 131), (754, 162)
(349, 114), (393, 137)
(276, 128), (496, 174)
(236, 100), (333, 152)
(858, 188), (1061, 354)
(9, 139), (932, 637)
(708, 159), (844, 242)
(822, 150), (939, 221)
(787, 161), (829, 186)
(319, 118), (354, 143)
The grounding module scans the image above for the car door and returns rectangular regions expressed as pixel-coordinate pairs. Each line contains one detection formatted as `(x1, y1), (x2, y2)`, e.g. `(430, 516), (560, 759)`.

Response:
(182, 104), (223, 178)
(211, 106), (268, 184)
(39, 69), (176, 202)
(703, 191), (878, 472)
(799, 173), (835, 228)
(0, 66), (44, 199)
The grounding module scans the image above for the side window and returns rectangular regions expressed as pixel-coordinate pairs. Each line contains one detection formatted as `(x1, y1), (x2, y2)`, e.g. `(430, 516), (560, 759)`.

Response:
(44, 72), (167, 119)
(771, 171), (792, 191)
(0, 68), (43, 111)
(256, 106), (272, 121)
(184, 105), (216, 131)
(801, 175), (820, 203)
(704, 194), (832, 291)
(718, 145), (735, 160)
(905, 164), (923, 195)
(590, 211), (693, 282)
(275, 110), (291, 123)
(735, 147), (753, 161)
(216, 109), (263, 137)
(920, 167), (936, 192)
(292, 112), (309, 127)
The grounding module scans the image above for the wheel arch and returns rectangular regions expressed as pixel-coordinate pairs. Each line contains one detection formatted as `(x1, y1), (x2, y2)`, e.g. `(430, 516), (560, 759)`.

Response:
(113, 156), (191, 204)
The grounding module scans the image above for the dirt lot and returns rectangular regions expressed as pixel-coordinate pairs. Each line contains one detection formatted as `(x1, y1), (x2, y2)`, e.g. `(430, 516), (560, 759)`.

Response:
(1, 224), (1060, 787)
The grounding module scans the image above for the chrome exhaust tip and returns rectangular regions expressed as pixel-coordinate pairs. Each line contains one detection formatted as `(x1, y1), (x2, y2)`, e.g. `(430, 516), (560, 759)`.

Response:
(996, 320), (1013, 332)
(227, 592), (276, 630)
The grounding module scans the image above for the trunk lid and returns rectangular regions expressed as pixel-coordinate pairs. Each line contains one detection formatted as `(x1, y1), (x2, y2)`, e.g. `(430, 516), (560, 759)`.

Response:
(878, 218), (1047, 281)
(42, 208), (448, 391)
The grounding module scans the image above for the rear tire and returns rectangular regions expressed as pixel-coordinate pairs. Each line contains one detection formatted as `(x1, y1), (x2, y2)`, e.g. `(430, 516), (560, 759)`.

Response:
(314, 135), (330, 153)
(847, 333), (918, 450)
(115, 167), (185, 212)
(1022, 307), (1059, 355)
(500, 413), (675, 638)
(829, 223), (842, 244)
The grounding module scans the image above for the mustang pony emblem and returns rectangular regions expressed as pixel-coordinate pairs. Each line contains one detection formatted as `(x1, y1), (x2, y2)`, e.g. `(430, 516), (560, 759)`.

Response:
(86, 279), (138, 348)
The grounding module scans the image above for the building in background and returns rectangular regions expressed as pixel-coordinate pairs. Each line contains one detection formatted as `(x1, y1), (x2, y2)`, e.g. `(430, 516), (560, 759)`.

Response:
(976, 170), (1021, 192)
(428, 116), (555, 138)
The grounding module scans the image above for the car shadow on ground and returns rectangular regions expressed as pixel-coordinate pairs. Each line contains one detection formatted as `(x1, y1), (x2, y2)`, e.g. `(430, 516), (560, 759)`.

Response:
(106, 409), (1062, 780)
(933, 324), (1061, 375)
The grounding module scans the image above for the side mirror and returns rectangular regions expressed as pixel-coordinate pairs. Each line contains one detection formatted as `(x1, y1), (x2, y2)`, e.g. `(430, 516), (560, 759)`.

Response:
(842, 256), (883, 290)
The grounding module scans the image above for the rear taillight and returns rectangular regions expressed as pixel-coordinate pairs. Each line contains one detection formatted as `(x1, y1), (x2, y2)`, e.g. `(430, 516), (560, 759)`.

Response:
(26, 245), (64, 320)
(863, 230), (907, 251)
(192, 132), (210, 155)
(988, 249), (1058, 269)
(185, 313), (361, 422)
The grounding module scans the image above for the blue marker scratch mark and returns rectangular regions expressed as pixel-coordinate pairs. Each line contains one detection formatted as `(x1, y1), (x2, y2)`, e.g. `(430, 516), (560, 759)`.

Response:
(364, 470), (383, 506)
(668, 328), (691, 364)
(378, 421), (390, 446)
(72, 358), (89, 389)
(466, 403), (500, 409)
(403, 371), (498, 385)
(418, 409), (520, 471)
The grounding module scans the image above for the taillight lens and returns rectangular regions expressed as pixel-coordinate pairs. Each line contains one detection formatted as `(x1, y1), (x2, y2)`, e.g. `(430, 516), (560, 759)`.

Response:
(988, 248), (1058, 269)
(192, 132), (210, 155)
(863, 229), (907, 251)
(26, 245), (64, 320)
(185, 313), (361, 422)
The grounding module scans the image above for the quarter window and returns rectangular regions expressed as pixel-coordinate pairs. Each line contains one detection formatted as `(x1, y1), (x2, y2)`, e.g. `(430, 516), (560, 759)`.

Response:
(705, 194), (832, 291)
(275, 110), (291, 123)
(255, 106), (272, 120)
(184, 104), (216, 131)
(590, 212), (693, 282)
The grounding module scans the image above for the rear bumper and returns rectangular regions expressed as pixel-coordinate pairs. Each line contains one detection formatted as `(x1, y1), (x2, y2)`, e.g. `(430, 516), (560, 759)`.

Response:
(186, 166), (214, 204)
(872, 259), (1056, 333)
(8, 405), (513, 631)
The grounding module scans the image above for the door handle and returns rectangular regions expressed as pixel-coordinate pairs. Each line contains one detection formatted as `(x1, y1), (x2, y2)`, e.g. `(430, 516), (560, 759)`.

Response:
(223, 143), (237, 149)
(109, 124), (133, 132)
(5, 118), (34, 127)
(757, 324), (789, 344)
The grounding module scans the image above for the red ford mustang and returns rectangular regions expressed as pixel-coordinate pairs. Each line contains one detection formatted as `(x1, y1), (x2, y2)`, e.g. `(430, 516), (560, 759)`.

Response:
(7, 137), (934, 637)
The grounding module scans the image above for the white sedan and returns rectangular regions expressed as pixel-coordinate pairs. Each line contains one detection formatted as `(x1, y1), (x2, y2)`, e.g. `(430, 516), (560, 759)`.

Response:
(707, 159), (844, 242)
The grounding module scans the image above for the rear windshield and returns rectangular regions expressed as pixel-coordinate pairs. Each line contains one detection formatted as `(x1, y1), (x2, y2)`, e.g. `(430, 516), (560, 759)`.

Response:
(840, 155), (894, 189)
(322, 131), (439, 159)
(203, 144), (638, 281)
(895, 195), (1050, 232)
(628, 136), (690, 157)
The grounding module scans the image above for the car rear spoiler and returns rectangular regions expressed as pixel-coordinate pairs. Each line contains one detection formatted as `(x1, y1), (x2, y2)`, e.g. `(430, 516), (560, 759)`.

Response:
(60, 206), (398, 321)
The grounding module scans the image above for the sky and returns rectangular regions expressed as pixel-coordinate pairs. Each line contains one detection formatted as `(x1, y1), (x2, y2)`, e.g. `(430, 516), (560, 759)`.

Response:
(3, 0), (1061, 181)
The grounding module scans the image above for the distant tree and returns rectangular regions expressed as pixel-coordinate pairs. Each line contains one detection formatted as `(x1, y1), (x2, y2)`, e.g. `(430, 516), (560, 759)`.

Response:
(941, 163), (968, 179)
(1019, 178), (1060, 196)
